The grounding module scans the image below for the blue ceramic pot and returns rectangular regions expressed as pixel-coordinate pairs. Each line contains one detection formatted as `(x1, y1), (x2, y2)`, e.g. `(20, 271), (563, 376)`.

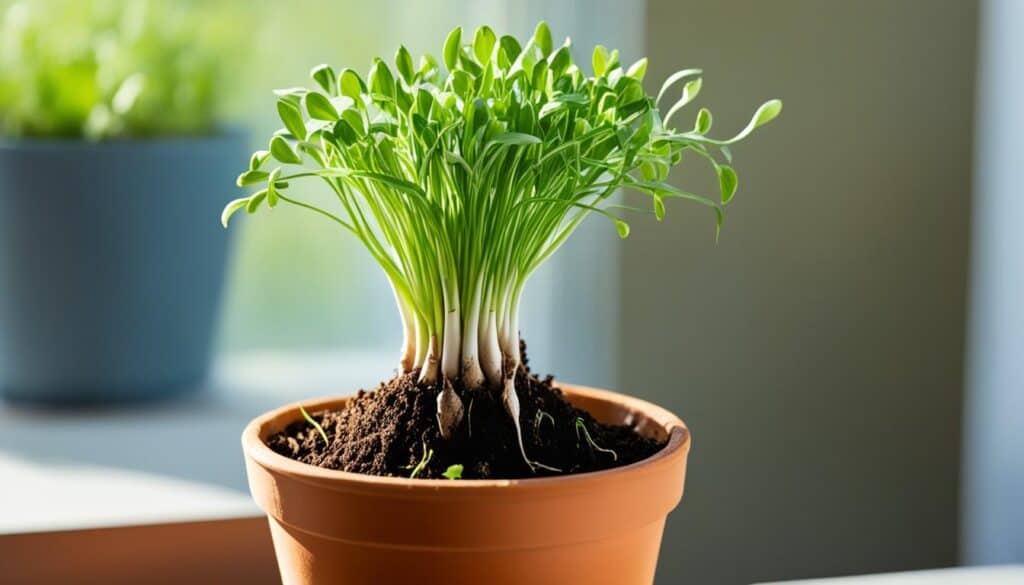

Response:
(0, 132), (245, 404)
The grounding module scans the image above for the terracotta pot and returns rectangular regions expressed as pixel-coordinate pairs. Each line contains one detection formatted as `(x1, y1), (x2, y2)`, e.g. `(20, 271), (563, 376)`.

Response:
(242, 384), (691, 585)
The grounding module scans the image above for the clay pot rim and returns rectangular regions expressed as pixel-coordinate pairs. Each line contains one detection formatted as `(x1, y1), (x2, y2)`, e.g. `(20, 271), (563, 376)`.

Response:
(242, 383), (690, 493)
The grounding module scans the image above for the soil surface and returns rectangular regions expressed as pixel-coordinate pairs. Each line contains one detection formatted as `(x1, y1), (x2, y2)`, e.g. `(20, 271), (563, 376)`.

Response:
(267, 344), (665, 479)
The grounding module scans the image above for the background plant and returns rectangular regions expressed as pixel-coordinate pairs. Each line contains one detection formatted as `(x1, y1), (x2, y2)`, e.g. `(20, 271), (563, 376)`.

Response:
(225, 22), (780, 469)
(0, 0), (241, 139)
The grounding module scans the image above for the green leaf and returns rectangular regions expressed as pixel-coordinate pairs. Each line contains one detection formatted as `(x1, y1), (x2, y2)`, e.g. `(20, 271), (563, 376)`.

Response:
(694, 108), (712, 134)
(554, 93), (588, 105)
(717, 165), (738, 204)
(499, 35), (522, 62)
(615, 219), (630, 239)
(457, 47), (482, 77)
(469, 98), (489, 133)
(246, 189), (267, 213)
(277, 99), (307, 140)
(531, 60), (548, 92)
(341, 108), (365, 135)
(221, 197), (249, 228)
(490, 132), (542, 146)
(249, 150), (271, 171)
(549, 46), (571, 79)
(592, 44), (610, 77)
(304, 92), (339, 121)
(533, 21), (553, 57)
(310, 64), (336, 95)
(450, 70), (472, 99)
(754, 99), (783, 127)
(333, 118), (359, 146)
(574, 118), (592, 137)
(236, 170), (269, 187)
(418, 54), (440, 80)
(664, 78), (702, 126)
(473, 25), (496, 64)
(443, 27), (462, 71)
(395, 46), (415, 84)
(270, 135), (302, 164)
(338, 68), (365, 102)
(605, 48), (620, 73)
(656, 68), (702, 106)
(266, 168), (281, 207)
(682, 77), (703, 103)
(370, 59), (396, 98)
(714, 99), (784, 144)
(654, 196), (666, 221)
(626, 57), (648, 80)
(442, 464), (464, 480)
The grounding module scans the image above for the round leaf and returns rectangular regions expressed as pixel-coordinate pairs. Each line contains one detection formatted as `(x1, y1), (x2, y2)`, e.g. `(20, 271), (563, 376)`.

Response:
(443, 27), (462, 71)
(473, 25), (496, 64)
(533, 21), (553, 56)
(395, 46), (415, 84)
(718, 165), (738, 204)
(310, 64), (336, 95)
(304, 92), (339, 121)
(338, 69), (365, 102)
(277, 99), (307, 140)
(270, 135), (302, 164)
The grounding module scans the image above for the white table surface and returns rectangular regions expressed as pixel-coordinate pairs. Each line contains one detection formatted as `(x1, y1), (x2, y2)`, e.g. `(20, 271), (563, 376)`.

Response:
(0, 350), (393, 534)
(758, 565), (1024, 584)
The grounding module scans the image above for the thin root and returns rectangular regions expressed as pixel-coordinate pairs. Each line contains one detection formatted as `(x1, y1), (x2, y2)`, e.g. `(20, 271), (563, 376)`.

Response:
(503, 365), (562, 473)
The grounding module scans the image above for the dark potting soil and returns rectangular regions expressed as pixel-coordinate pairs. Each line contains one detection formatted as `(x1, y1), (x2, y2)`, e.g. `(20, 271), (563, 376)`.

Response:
(267, 344), (665, 479)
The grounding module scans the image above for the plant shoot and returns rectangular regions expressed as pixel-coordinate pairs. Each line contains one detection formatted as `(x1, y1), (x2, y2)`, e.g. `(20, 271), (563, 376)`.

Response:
(225, 22), (779, 470)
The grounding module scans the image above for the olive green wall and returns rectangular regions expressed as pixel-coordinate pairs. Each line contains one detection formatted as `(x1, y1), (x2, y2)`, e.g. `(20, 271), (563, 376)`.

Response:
(631, 1), (977, 583)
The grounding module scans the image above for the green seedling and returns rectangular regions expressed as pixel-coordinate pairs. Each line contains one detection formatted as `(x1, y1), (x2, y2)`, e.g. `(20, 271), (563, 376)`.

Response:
(300, 405), (329, 446)
(534, 410), (555, 434)
(575, 417), (618, 462)
(409, 441), (433, 479)
(224, 21), (779, 471)
(442, 464), (464, 480)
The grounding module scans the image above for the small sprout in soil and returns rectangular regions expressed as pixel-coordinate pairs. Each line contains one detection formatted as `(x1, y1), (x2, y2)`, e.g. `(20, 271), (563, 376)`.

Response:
(300, 405), (329, 446)
(534, 410), (555, 434)
(575, 417), (618, 462)
(409, 441), (433, 479)
(467, 397), (475, 439)
(442, 464), (464, 480)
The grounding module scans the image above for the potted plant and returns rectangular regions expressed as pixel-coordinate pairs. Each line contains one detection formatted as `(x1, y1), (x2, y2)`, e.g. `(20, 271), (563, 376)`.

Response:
(0, 0), (245, 403)
(234, 22), (779, 584)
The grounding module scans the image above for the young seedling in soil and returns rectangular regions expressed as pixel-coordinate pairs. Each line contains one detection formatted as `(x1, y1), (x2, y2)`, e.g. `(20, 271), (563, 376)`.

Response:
(408, 442), (433, 479)
(230, 22), (779, 479)
(575, 417), (618, 462)
(534, 410), (555, 434)
(300, 406), (330, 446)
(442, 464), (464, 480)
